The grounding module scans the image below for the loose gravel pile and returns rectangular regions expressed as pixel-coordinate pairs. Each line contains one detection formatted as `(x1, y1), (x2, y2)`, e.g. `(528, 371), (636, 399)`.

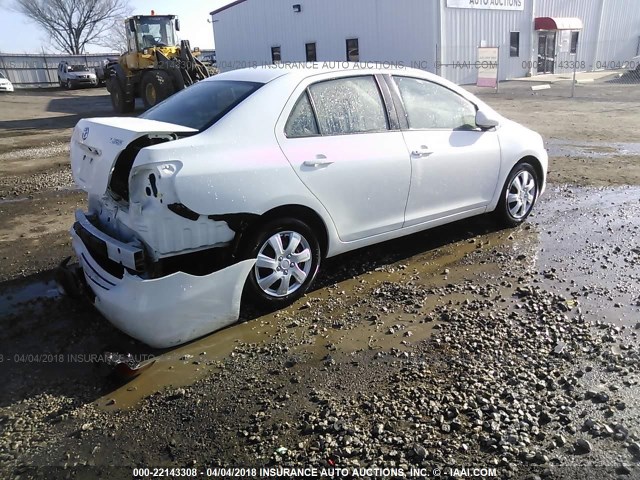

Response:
(7, 275), (637, 479)
(0, 167), (74, 198)
(1, 187), (638, 480)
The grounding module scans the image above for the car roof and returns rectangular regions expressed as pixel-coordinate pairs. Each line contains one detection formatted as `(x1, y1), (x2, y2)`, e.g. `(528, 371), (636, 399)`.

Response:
(210, 62), (437, 84)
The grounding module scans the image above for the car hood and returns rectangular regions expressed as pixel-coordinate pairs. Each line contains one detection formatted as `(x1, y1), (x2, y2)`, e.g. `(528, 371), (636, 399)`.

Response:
(70, 117), (197, 196)
(68, 72), (95, 78)
(0, 78), (11, 84)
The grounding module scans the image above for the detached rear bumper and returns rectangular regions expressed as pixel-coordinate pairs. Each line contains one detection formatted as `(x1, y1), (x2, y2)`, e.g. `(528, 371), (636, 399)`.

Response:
(70, 210), (254, 348)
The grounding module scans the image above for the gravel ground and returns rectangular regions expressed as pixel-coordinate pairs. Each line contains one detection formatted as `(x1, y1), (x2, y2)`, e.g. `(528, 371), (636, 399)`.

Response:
(0, 82), (639, 480)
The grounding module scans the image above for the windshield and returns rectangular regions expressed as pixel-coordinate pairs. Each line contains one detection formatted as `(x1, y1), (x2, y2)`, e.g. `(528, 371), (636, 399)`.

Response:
(69, 65), (88, 72)
(137, 17), (177, 48)
(141, 80), (263, 131)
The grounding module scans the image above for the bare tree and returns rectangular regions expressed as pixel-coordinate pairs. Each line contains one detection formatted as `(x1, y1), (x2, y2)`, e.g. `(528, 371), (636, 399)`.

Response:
(13, 0), (130, 54)
(96, 10), (132, 53)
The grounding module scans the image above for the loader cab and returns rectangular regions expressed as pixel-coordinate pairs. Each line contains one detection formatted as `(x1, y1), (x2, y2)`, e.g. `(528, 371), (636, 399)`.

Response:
(126, 15), (180, 53)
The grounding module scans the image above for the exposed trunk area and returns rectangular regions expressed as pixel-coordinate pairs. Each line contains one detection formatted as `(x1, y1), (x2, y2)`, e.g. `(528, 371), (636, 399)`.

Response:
(108, 134), (176, 203)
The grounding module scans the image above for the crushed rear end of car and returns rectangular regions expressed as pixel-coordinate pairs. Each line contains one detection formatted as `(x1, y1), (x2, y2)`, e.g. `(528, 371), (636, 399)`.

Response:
(61, 116), (255, 348)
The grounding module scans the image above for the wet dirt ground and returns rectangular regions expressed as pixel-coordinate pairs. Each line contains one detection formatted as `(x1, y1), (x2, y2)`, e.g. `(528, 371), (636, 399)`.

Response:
(1, 79), (640, 479)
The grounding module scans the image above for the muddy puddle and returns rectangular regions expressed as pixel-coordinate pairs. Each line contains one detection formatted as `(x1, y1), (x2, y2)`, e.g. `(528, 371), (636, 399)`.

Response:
(533, 185), (640, 330)
(0, 278), (59, 315)
(546, 139), (640, 158)
(2, 185), (638, 414)
(94, 224), (528, 409)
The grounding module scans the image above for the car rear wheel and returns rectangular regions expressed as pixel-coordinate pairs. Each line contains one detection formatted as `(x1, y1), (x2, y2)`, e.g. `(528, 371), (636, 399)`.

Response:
(495, 162), (538, 227)
(141, 70), (174, 109)
(241, 218), (321, 309)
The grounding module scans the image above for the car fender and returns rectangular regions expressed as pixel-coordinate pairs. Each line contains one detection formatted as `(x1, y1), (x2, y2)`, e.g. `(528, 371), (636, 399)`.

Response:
(488, 123), (548, 211)
(140, 140), (339, 251)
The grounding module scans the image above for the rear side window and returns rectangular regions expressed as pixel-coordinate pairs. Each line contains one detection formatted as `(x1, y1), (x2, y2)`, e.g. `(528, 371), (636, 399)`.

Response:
(308, 76), (388, 135)
(393, 76), (477, 130)
(141, 80), (263, 131)
(285, 92), (319, 137)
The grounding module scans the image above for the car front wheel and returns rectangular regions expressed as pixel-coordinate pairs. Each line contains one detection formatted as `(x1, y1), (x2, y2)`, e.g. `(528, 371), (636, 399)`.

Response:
(495, 162), (538, 227)
(241, 219), (321, 309)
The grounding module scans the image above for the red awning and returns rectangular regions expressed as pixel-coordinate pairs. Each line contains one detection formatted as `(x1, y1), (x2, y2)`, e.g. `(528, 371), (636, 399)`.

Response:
(535, 17), (583, 30)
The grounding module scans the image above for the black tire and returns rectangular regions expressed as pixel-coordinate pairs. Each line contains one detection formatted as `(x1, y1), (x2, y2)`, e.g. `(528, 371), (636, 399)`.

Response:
(141, 70), (174, 109)
(495, 162), (539, 227)
(240, 218), (321, 309)
(65, 80), (72, 90)
(108, 78), (135, 114)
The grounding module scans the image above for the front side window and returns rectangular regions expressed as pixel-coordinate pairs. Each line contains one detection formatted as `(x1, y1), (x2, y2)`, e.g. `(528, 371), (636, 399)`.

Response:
(271, 46), (281, 64)
(346, 38), (359, 62)
(309, 76), (388, 135)
(141, 80), (262, 131)
(285, 92), (319, 137)
(393, 76), (477, 130)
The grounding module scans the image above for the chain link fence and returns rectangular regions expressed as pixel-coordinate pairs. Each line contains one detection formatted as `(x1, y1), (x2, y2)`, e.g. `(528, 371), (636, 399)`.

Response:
(0, 52), (121, 88)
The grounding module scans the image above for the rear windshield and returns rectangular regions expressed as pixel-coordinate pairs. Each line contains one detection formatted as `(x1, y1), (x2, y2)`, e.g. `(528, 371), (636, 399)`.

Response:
(141, 80), (263, 131)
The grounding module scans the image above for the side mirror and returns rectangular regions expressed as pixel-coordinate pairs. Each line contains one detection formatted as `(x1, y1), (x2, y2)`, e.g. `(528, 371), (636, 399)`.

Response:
(128, 18), (136, 32)
(476, 109), (500, 129)
(175, 19), (180, 31)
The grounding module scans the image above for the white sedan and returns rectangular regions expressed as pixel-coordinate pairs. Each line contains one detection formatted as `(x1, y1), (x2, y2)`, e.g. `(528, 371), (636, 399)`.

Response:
(65, 64), (547, 347)
(0, 72), (14, 92)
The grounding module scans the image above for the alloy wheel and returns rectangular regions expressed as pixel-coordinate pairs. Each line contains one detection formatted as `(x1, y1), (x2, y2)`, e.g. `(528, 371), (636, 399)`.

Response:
(254, 231), (313, 297)
(506, 170), (536, 220)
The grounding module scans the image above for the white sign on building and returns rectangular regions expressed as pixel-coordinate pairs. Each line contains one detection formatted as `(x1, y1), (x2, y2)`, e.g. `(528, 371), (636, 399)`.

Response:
(476, 47), (499, 88)
(447, 0), (525, 11)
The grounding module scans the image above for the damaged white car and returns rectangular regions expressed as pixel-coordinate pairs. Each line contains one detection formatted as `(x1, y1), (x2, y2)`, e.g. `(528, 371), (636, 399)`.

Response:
(63, 64), (547, 348)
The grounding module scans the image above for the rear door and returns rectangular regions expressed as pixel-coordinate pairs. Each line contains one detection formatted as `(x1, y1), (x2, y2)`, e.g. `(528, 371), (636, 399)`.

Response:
(390, 75), (501, 227)
(276, 74), (411, 242)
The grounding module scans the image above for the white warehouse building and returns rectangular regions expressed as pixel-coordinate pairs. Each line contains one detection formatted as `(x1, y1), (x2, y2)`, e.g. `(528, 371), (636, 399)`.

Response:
(210, 0), (640, 85)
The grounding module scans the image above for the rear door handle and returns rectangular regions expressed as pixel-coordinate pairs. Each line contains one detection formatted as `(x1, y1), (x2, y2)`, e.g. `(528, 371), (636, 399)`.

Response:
(303, 154), (334, 168)
(411, 146), (434, 158)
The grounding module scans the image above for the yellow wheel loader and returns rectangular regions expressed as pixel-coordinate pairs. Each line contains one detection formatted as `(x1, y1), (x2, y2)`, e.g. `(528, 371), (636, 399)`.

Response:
(105, 14), (210, 113)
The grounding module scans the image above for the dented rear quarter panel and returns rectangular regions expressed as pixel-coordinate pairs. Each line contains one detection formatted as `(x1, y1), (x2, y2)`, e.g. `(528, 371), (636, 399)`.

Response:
(141, 77), (340, 248)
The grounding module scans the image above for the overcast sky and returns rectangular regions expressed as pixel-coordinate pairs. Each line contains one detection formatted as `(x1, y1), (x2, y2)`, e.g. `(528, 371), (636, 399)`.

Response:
(0, 0), (235, 54)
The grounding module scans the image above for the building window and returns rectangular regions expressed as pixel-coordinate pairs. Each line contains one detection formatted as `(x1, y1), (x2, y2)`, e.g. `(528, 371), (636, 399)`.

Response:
(510, 32), (520, 57)
(570, 31), (579, 54)
(271, 46), (281, 64)
(306, 42), (317, 62)
(346, 38), (359, 62)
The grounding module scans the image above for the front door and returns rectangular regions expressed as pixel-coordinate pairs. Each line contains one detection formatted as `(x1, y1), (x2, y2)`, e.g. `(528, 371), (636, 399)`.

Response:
(537, 32), (556, 74)
(391, 76), (501, 226)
